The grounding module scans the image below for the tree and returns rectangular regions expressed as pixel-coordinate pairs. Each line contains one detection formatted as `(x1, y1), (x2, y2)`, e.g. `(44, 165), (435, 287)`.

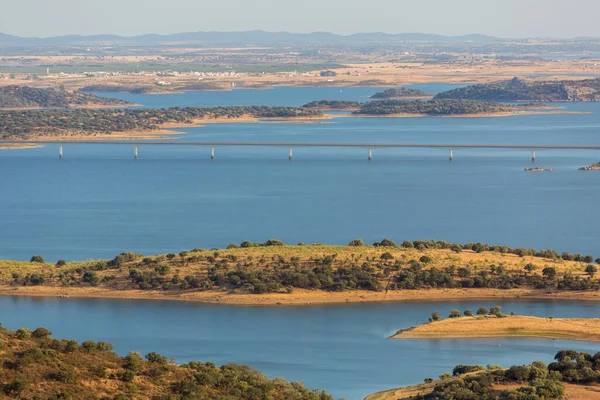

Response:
(430, 311), (441, 322)
(30, 255), (44, 263)
(55, 260), (67, 267)
(542, 267), (557, 279)
(83, 271), (99, 286)
(464, 310), (474, 317)
(585, 265), (598, 277)
(449, 309), (462, 318)
(477, 307), (489, 315)
(32, 327), (52, 339)
(490, 306), (502, 316)
(16, 328), (32, 339)
(380, 252), (394, 260)
(348, 239), (364, 247)
(524, 263), (536, 272)
(419, 256), (432, 263)
(373, 238), (396, 247)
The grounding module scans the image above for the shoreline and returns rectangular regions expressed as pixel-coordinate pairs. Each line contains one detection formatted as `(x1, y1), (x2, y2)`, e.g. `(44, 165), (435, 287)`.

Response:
(0, 143), (42, 149)
(2, 287), (600, 306)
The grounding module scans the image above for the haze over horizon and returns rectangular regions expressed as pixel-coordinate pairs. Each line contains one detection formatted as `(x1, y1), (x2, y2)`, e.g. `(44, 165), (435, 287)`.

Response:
(1, 0), (599, 39)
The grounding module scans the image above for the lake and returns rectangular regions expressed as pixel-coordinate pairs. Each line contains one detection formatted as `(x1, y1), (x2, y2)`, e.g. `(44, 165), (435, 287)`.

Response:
(2, 85), (600, 399)
(0, 297), (598, 400)
(2, 85), (600, 261)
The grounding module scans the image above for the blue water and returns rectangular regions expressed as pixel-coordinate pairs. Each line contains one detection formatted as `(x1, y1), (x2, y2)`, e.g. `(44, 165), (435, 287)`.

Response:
(0, 297), (598, 400)
(3, 86), (600, 399)
(2, 87), (600, 261)
(94, 83), (462, 108)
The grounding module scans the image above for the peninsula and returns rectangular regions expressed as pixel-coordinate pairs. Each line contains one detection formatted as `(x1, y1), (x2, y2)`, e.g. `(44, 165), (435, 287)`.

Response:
(579, 161), (600, 171)
(366, 349), (600, 400)
(0, 325), (333, 399)
(391, 315), (600, 342)
(0, 106), (325, 140)
(435, 77), (600, 102)
(0, 85), (132, 109)
(352, 98), (546, 117)
(3, 239), (600, 305)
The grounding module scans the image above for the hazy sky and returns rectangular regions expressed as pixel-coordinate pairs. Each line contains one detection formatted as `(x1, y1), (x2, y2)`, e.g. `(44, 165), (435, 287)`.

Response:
(2, 0), (599, 38)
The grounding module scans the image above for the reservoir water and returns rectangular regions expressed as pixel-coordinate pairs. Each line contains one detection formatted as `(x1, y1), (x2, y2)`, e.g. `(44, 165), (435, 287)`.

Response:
(1, 297), (599, 399)
(2, 85), (600, 261)
(2, 85), (600, 399)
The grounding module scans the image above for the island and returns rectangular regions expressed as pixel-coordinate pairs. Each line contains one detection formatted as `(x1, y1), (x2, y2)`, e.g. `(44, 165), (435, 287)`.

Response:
(0, 325), (333, 399)
(370, 87), (432, 99)
(579, 162), (600, 171)
(0, 85), (132, 109)
(3, 239), (600, 305)
(391, 315), (600, 342)
(366, 349), (600, 400)
(354, 99), (515, 117)
(434, 77), (600, 102)
(525, 167), (553, 172)
(0, 106), (326, 140)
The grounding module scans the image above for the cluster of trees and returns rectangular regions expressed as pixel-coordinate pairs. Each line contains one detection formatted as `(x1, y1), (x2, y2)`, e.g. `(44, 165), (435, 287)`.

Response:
(370, 87), (430, 99)
(434, 77), (600, 102)
(420, 359), (565, 400)
(302, 100), (363, 109)
(0, 325), (333, 399)
(0, 85), (129, 108)
(0, 106), (323, 138)
(353, 99), (513, 116)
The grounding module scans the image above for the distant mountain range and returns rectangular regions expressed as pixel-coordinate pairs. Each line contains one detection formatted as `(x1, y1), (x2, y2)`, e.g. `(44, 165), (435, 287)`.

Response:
(0, 30), (503, 47)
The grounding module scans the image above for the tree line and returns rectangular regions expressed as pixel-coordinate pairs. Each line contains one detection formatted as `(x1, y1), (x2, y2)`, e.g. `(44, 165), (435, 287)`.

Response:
(0, 106), (324, 138)
(353, 99), (513, 116)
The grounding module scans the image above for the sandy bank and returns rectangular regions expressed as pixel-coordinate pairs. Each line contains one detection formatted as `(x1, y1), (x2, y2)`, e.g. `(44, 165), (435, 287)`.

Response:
(2, 287), (600, 306)
(0, 143), (41, 149)
(391, 315), (600, 342)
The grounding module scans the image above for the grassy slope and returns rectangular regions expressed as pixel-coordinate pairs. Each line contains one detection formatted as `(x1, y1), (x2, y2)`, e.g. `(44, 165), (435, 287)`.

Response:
(0, 327), (332, 399)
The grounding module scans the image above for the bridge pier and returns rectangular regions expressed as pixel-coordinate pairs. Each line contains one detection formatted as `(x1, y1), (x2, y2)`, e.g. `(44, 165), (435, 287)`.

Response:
(532, 150), (536, 162)
(368, 148), (372, 161)
(449, 149), (453, 161)
(134, 147), (139, 160)
(288, 148), (293, 160)
(58, 146), (63, 159)
(211, 147), (215, 160)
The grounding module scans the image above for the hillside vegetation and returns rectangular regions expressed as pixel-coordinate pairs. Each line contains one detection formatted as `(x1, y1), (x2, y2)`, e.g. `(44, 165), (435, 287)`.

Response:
(3, 240), (599, 299)
(0, 325), (333, 399)
(370, 87), (431, 99)
(434, 77), (600, 102)
(368, 350), (600, 400)
(0, 106), (323, 139)
(0, 85), (130, 109)
(353, 99), (513, 116)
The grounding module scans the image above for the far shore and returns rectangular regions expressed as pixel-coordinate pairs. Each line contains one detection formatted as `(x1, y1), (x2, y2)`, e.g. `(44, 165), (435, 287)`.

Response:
(2, 287), (600, 306)
(391, 315), (600, 342)
(2, 114), (332, 143)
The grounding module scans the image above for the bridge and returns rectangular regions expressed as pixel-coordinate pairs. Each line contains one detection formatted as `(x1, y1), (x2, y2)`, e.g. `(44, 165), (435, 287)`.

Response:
(4, 141), (600, 161)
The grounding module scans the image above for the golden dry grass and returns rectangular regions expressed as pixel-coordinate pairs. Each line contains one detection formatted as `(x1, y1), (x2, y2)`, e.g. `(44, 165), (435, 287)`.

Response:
(391, 316), (600, 342)
(0, 245), (598, 305)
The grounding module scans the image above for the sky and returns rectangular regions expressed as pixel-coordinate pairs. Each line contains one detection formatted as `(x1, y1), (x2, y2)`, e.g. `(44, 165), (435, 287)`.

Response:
(1, 0), (599, 38)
